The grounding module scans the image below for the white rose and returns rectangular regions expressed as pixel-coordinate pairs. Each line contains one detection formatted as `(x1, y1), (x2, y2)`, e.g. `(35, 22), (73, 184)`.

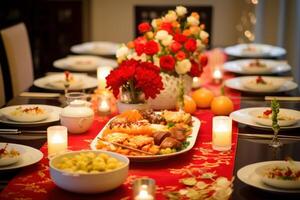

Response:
(116, 44), (129, 62)
(126, 52), (147, 62)
(176, 6), (187, 17)
(155, 30), (169, 40)
(164, 10), (177, 22)
(175, 59), (191, 74)
(153, 55), (160, 67)
(151, 19), (157, 29)
(161, 35), (173, 46)
(199, 30), (209, 40)
(187, 16), (199, 26)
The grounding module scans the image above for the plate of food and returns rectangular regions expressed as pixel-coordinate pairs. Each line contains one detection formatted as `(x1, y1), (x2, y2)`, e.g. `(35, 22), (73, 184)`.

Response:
(71, 41), (120, 56)
(90, 109), (201, 161)
(230, 107), (300, 130)
(0, 104), (62, 127)
(225, 76), (298, 93)
(53, 55), (117, 72)
(0, 143), (43, 170)
(34, 73), (98, 90)
(223, 59), (291, 75)
(224, 43), (286, 58)
(237, 160), (300, 193)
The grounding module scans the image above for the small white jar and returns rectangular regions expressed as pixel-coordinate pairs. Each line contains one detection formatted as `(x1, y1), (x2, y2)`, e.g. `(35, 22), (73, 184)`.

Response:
(60, 100), (94, 134)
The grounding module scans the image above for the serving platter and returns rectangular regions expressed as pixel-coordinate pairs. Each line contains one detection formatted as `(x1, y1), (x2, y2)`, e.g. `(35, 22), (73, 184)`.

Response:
(90, 116), (201, 162)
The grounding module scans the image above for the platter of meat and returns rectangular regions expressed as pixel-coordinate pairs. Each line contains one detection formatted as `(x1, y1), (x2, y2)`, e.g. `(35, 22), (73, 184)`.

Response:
(90, 109), (201, 161)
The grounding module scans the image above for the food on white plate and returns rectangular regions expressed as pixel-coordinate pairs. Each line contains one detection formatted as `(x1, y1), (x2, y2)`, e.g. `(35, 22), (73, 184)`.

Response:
(241, 44), (267, 55)
(48, 71), (83, 89)
(5, 106), (49, 122)
(0, 143), (20, 166)
(247, 59), (267, 68)
(242, 76), (283, 92)
(66, 56), (99, 69)
(54, 152), (125, 174)
(96, 109), (193, 156)
(242, 59), (272, 73)
(258, 109), (295, 121)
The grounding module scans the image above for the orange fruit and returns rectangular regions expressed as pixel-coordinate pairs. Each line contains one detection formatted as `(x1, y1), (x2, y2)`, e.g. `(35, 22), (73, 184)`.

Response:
(176, 95), (197, 114)
(191, 88), (215, 108)
(211, 96), (234, 116)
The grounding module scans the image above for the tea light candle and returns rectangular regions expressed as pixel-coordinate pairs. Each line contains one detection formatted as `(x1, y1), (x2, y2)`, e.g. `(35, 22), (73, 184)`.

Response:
(98, 93), (111, 114)
(212, 68), (223, 84)
(212, 116), (232, 151)
(192, 77), (201, 89)
(47, 126), (68, 156)
(97, 66), (113, 90)
(133, 178), (155, 200)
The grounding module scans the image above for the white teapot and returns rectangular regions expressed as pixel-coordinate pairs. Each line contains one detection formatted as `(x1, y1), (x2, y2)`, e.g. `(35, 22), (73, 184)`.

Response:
(60, 100), (94, 134)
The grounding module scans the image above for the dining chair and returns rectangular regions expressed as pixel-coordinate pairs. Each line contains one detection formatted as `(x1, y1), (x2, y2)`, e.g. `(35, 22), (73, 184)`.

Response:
(0, 23), (34, 98)
(0, 64), (6, 107)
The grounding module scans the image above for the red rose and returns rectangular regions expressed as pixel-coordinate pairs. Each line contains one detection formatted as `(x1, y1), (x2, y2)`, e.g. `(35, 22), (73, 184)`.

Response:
(188, 60), (202, 77)
(184, 38), (197, 52)
(159, 55), (175, 71)
(159, 22), (173, 34)
(173, 33), (187, 44)
(170, 41), (182, 53)
(134, 36), (147, 56)
(138, 22), (151, 33)
(176, 51), (186, 61)
(199, 54), (208, 67)
(144, 40), (159, 55)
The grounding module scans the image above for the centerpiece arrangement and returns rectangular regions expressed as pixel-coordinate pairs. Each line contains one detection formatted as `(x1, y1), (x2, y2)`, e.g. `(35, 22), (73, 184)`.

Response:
(106, 6), (209, 110)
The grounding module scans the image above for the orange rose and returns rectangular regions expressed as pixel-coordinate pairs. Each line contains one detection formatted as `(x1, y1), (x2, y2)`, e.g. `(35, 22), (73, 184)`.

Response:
(183, 29), (191, 36)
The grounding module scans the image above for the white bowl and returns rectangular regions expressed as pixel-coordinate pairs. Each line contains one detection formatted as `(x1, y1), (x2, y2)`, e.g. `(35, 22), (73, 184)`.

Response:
(249, 108), (300, 127)
(255, 162), (300, 189)
(60, 115), (94, 134)
(49, 150), (129, 193)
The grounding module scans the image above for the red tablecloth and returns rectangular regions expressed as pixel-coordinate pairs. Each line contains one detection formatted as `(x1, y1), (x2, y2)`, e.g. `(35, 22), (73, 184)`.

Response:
(0, 72), (240, 200)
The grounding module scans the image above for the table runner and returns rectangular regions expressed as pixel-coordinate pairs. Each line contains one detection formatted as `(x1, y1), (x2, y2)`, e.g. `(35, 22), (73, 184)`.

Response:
(0, 71), (240, 200)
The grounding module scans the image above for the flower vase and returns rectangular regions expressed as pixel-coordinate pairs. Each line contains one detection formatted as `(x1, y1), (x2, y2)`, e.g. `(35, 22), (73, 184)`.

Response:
(147, 73), (192, 110)
(117, 101), (149, 113)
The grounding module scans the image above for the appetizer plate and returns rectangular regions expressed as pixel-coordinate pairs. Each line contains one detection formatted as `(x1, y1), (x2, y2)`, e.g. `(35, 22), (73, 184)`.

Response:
(71, 41), (119, 56)
(0, 143), (20, 166)
(0, 143), (43, 170)
(223, 59), (291, 75)
(1, 105), (49, 122)
(90, 116), (201, 162)
(237, 161), (300, 193)
(0, 105), (62, 127)
(53, 55), (117, 72)
(225, 76), (298, 93)
(224, 43), (286, 58)
(230, 107), (300, 130)
(34, 73), (98, 90)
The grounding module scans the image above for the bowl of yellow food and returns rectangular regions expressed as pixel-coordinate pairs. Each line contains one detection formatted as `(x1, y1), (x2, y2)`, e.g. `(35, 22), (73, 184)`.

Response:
(49, 150), (129, 193)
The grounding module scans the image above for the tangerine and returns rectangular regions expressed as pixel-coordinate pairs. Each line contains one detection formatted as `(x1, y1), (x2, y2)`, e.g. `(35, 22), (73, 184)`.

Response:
(191, 88), (215, 108)
(211, 96), (234, 115)
(176, 95), (197, 114)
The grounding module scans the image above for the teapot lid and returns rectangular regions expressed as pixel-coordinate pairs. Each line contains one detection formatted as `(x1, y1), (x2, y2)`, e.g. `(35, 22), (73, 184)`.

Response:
(61, 100), (94, 118)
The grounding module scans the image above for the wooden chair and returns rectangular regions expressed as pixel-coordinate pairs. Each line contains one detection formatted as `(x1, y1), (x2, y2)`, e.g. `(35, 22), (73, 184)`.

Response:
(0, 23), (34, 98)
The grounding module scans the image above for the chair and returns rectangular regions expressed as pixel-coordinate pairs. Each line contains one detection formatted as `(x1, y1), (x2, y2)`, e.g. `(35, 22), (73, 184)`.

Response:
(0, 64), (6, 107)
(0, 23), (34, 98)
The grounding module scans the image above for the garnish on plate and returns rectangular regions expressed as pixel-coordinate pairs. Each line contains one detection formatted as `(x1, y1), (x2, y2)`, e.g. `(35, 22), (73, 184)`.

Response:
(0, 144), (20, 160)
(256, 76), (267, 84)
(248, 59), (267, 68)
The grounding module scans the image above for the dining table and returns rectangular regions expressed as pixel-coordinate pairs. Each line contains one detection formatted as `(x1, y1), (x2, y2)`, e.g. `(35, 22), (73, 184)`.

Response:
(0, 57), (300, 200)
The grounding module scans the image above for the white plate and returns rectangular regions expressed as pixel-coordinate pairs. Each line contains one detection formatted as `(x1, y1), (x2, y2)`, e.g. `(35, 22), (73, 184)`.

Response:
(230, 107), (300, 130)
(53, 55), (117, 72)
(71, 41), (120, 56)
(237, 161), (300, 193)
(0, 143), (43, 170)
(34, 73), (98, 91)
(90, 116), (201, 162)
(224, 43), (286, 58)
(1, 105), (49, 122)
(0, 105), (62, 127)
(223, 59), (291, 75)
(225, 76), (298, 93)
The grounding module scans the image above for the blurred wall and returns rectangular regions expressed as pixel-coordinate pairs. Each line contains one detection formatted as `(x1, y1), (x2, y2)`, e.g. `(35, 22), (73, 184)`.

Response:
(89, 0), (243, 47)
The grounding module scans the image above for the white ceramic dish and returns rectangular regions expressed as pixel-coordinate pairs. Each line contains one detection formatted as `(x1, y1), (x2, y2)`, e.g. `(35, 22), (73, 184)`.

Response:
(224, 43), (286, 58)
(255, 161), (300, 189)
(71, 41), (119, 56)
(223, 59), (291, 75)
(34, 73), (98, 91)
(1, 105), (49, 122)
(0, 143), (43, 170)
(0, 105), (62, 127)
(225, 76), (297, 93)
(230, 107), (300, 130)
(237, 161), (300, 193)
(0, 144), (20, 166)
(53, 55), (117, 72)
(49, 150), (129, 194)
(249, 108), (300, 127)
(90, 116), (201, 162)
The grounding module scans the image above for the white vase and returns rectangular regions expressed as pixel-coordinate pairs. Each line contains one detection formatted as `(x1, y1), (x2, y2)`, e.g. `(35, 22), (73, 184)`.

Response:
(147, 73), (192, 110)
(117, 101), (149, 113)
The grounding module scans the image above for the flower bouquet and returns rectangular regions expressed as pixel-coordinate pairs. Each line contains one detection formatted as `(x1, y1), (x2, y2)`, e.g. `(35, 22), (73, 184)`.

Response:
(107, 6), (209, 110)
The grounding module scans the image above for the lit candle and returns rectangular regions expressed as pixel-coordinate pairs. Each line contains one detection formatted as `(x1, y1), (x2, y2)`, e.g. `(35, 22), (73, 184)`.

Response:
(212, 68), (223, 84)
(97, 66), (113, 90)
(192, 77), (201, 89)
(212, 116), (232, 151)
(98, 93), (111, 114)
(47, 126), (68, 156)
(133, 178), (155, 200)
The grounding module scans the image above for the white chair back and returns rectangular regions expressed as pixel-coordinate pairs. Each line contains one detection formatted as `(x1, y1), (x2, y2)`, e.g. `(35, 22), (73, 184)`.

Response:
(0, 23), (34, 97)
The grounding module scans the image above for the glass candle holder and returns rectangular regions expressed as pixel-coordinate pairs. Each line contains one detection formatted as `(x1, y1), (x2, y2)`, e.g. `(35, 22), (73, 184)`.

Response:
(98, 93), (111, 115)
(192, 77), (201, 89)
(212, 68), (223, 84)
(212, 116), (232, 151)
(65, 92), (88, 105)
(133, 178), (155, 200)
(47, 126), (68, 156)
(97, 66), (113, 90)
